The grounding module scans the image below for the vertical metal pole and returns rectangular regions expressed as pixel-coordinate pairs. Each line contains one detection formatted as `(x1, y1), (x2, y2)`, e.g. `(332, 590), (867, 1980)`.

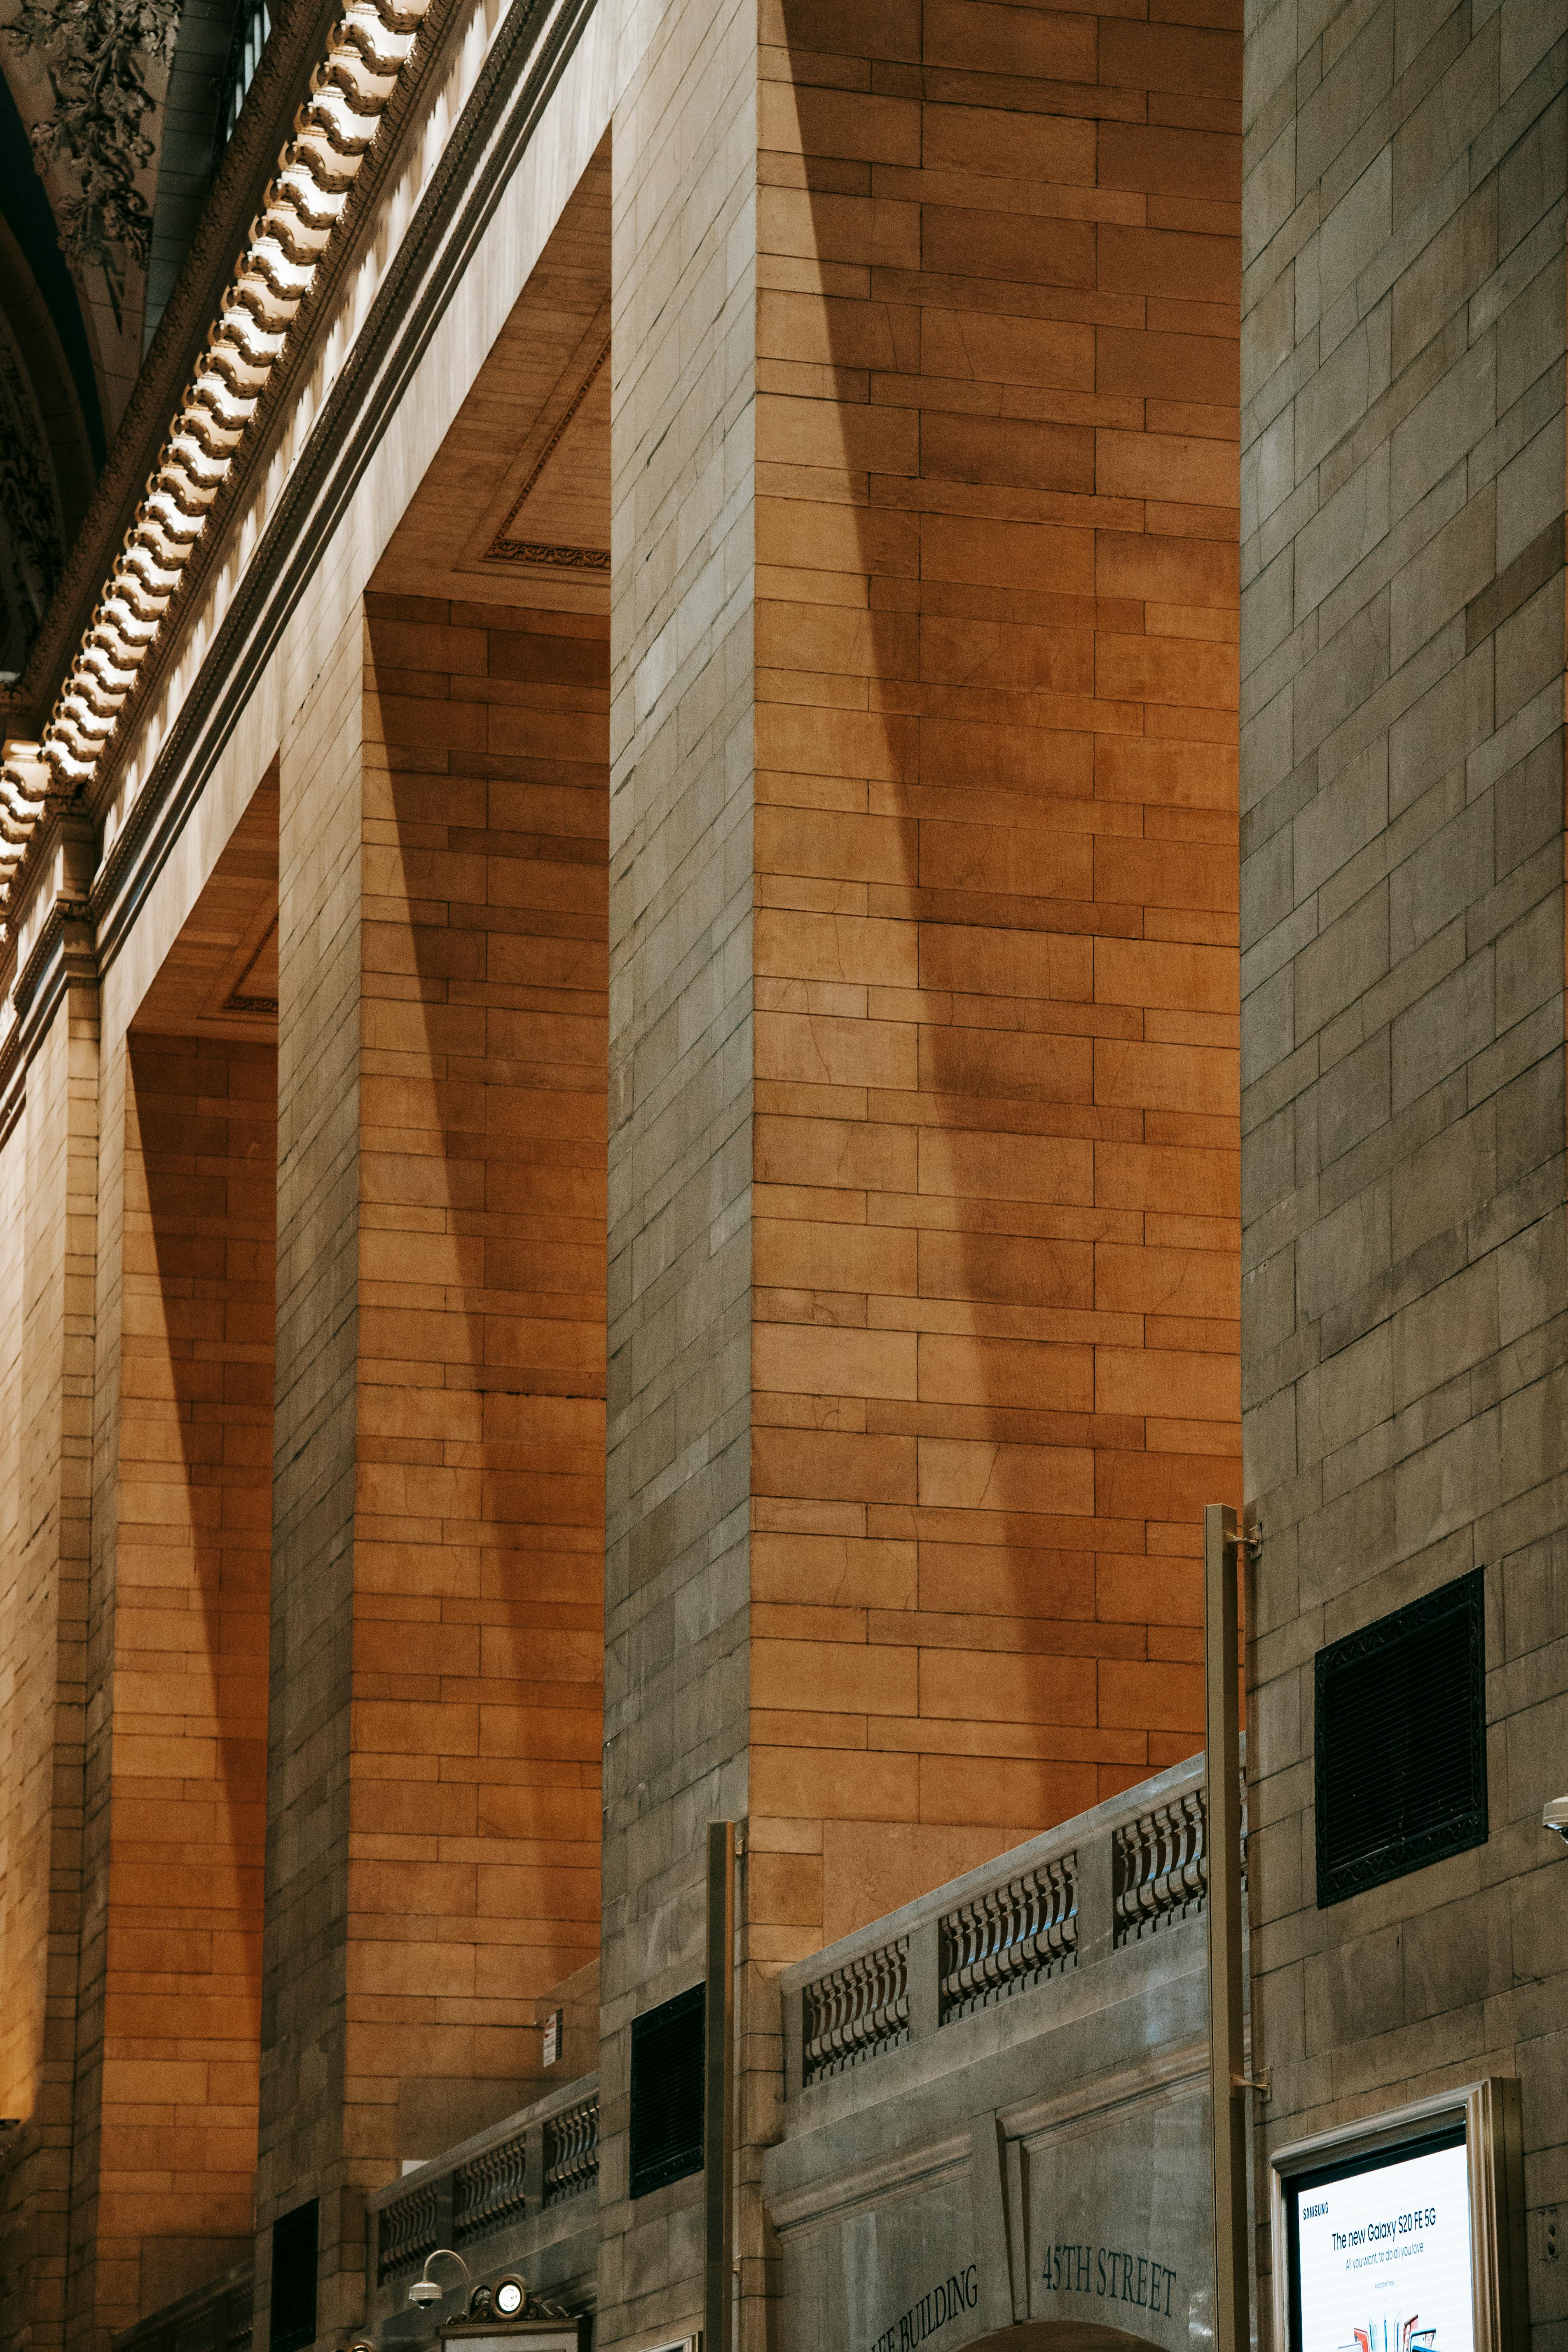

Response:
(1206, 1502), (1248, 2352)
(705, 1820), (736, 2352)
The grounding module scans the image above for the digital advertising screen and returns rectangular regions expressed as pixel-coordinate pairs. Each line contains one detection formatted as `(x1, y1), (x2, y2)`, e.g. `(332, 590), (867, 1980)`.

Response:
(1286, 2125), (1474, 2352)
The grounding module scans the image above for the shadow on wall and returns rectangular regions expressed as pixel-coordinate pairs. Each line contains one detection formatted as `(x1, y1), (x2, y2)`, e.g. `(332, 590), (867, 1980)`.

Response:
(126, 1025), (276, 2311)
(749, 0), (1245, 1945)
(357, 586), (610, 2166)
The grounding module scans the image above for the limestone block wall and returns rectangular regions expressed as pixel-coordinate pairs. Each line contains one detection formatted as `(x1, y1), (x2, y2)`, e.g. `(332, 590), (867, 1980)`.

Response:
(62, 1035), (276, 2330)
(601, 0), (760, 2341)
(356, 589), (608, 2118)
(750, 0), (1247, 1958)
(264, 598), (367, 2316)
(261, 593), (608, 2328)
(0, 1092), (37, 2352)
(1, 12), (628, 2339)
(0, 989), (99, 2352)
(599, 5), (1252, 2348)
(1238, 0), (1567, 2319)
(0, 1106), (27, 2122)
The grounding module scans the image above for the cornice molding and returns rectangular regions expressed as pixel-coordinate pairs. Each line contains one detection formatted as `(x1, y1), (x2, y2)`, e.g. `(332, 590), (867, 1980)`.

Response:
(0, 884), (98, 1144)
(0, 931), (18, 1147)
(0, 0), (443, 887)
(84, 0), (597, 986)
(0, 0), (346, 736)
(0, 0), (597, 1097)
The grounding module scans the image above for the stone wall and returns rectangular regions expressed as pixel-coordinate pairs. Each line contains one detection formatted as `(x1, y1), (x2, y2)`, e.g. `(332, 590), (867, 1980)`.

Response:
(1239, 0), (1567, 2322)
(601, 2), (1250, 2344)
(356, 588), (608, 2137)
(262, 596), (368, 2327)
(601, 0), (761, 2341)
(751, 0), (1246, 1960)
(260, 593), (609, 2332)
(0, 983), (99, 2352)
(63, 1035), (277, 2329)
(1, 13), (629, 2338)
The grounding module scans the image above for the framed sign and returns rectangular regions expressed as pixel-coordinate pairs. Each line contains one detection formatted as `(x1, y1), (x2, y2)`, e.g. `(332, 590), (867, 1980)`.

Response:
(1270, 2082), (1526, 2352)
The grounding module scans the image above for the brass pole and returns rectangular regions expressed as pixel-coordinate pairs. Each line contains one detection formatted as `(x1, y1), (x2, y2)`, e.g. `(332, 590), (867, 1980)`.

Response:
(1205, 1502), (1248, 2352)
(705, 1820), (736, 2352)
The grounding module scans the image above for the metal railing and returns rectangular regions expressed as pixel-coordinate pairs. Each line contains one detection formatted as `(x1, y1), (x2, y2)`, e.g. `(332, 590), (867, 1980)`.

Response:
(372, 2076), (598, 2286)
(783, 1751), (1245, 2097)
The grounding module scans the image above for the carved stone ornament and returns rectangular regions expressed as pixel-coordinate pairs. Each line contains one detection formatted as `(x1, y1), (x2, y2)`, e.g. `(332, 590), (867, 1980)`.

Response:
(3, 0), (183, 282)
(0, 0), (437, 902)
(0, 328), (67, 674)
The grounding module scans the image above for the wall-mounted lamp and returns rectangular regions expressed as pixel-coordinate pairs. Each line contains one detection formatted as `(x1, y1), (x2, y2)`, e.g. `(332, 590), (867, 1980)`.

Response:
(409, 2250), (471, 2308)
(465, 2275), (528, 2319)
(1544, 1797), (1568, 1846)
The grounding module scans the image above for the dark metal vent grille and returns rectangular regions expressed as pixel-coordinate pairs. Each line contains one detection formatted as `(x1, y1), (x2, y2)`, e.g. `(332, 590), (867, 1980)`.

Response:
(629, 1982), (704, 2199)
(1315, 1566), (1486, 1907)
(269, 2199), (317, 2352)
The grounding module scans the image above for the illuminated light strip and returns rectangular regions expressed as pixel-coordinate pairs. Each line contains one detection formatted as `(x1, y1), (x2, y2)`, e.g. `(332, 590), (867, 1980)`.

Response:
(0, 0), (433, 905)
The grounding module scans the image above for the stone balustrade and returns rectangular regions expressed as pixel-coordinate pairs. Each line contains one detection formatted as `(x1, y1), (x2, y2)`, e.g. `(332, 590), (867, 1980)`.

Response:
(365, 2076), (599, 2329)
(781, 1750), (1244, 2101)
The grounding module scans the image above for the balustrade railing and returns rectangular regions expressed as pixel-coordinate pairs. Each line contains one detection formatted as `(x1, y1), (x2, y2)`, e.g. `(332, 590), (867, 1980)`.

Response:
(543, 2092), (600, 2204)
(782, 1750), (1245, 2098)
(454, 2131), (529, 2245)
(371, 2077), (598, 2286)
(940, 1848), (1077, 2022)
(1113, 1788), (1209, 1945)
(377, 2174), (442, 2283)
(802, 1936), (910, 2084)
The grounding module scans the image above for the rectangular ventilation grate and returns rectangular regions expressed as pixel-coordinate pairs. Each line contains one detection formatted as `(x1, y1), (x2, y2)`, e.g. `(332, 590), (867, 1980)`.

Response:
(629, 1982), (704, 2199)
(270, 2198), (318, 2352)
(1315, 1565), (1486, 1908)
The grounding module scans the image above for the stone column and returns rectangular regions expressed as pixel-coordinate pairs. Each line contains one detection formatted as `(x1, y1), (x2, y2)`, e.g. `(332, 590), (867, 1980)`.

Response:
(262, 587), (610, 2332)
(0, 931), (100, 2352)
(262, 601), (367, 2336)
(604, 0), (1243, 2343)
(603, 0), (760, 2333)
(62, 1030), (276, 2335)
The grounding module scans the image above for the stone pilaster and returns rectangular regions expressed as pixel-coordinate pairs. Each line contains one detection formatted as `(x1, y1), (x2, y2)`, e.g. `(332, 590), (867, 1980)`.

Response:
(602, 0), (760, 2336)
(263, 586), (611, 2333)
(0, 956), (100, 2352)
(602, 2), (1246, 2346)
(1240, 0), (1567, 2321)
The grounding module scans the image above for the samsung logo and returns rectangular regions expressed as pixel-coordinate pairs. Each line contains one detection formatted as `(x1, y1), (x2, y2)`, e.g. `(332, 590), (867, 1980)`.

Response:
(1302, 2203), (1329, 2220)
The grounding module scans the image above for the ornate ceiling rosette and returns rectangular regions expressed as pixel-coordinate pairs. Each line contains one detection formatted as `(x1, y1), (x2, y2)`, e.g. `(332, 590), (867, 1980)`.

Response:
(0, 0), (433, 903)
